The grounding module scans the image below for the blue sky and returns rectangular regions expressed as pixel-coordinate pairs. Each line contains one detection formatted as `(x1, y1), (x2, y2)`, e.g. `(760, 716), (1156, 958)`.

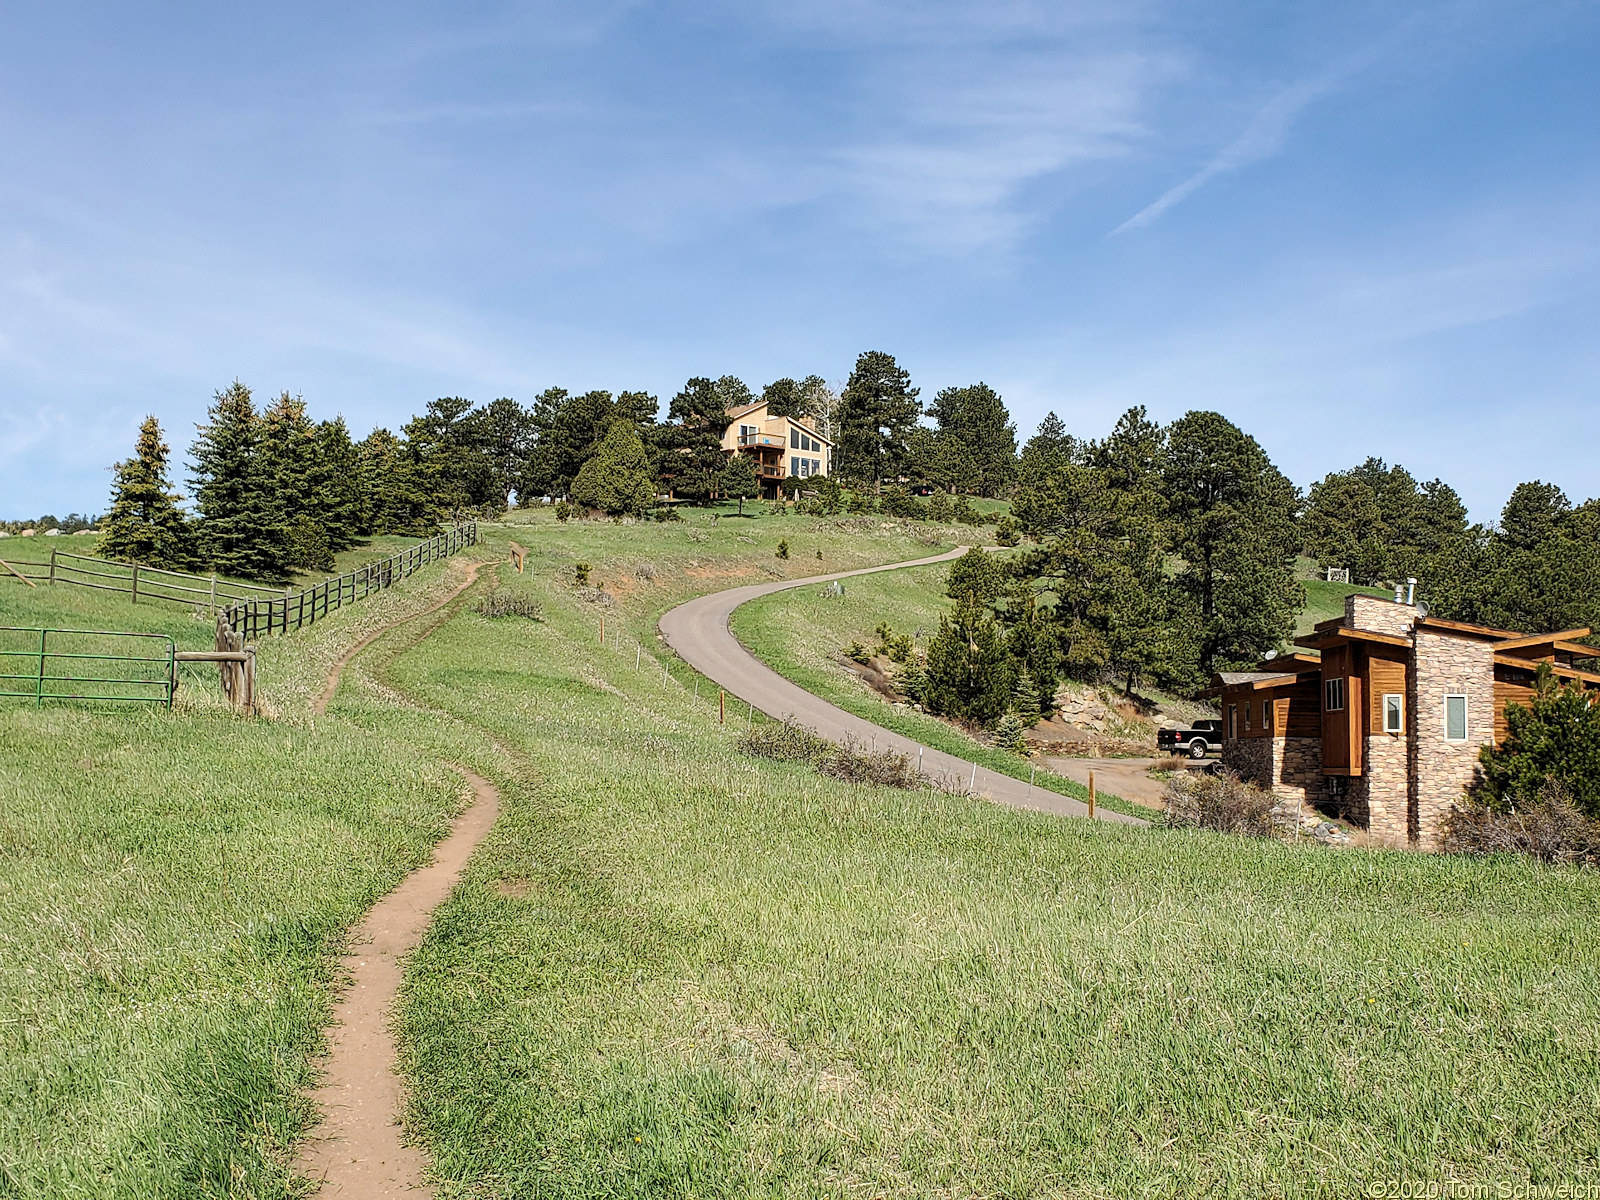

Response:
(2, 1), (1597, 520)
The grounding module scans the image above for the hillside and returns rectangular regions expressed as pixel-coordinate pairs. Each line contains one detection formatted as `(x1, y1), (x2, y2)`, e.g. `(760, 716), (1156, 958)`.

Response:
(3, 511), (1598, 1196)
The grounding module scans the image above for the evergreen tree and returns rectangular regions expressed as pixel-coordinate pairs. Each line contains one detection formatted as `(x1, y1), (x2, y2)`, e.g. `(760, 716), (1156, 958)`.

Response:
(835, 350), (921, 491)
(312, 416), (367, 551)
(571, 420), (656, 517)
(466, 396), (535, 508)
(359, 428), (438, 536)
(1480, 663), (1600, 818)
(655, 377), (729, 501)
(713, 375), (755, 412)
(258, 391), (325, 573)
(614, 390), (660, 431)
(1012, 413), (1081, 538)
(1163, 411), (1303, 675)
(762, 377), (803, 418)
(925, 383), (1016, 498)
(99, 416), (196, 569)
(404, 396), (493, 515)
(191, 381), (291, 582)
(923, 595), (1014, 726)
(945, 547), (1006, 604)
(718, 451), (760, 514)
(1303, 473), (1389, 584)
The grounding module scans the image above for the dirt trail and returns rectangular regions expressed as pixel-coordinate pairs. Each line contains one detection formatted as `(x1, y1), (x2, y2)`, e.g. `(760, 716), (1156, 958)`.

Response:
(313, 560), (485, 715)
(296, 768), (499, 1197)
(298, 555), (495, 1196)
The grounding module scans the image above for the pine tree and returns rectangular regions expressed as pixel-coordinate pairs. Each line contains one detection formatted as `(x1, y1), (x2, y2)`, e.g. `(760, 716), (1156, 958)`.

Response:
(99, 416), (196, 569)
(654, 378), (729, 502)
(923, 595), (1014, 727)
(191, 381), (292, 583)
(359, 428), (439, 536)
(571, 420), (656, 517)
(925, 383), (1016, 498)
(313, 417), (366, 551)
(259, 391), (325, 573)
(719, 451), (760, 514)
(762, 378), (803, 418)
(835, 350), (921, 492)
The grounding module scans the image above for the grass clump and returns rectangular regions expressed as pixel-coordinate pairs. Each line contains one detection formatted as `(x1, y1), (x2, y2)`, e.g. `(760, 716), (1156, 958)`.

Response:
(473, 587), (545, 620)
(742, 716), (925, 789)
(1445, 783), (1599, 865)
(1163, 768), (1278, 837)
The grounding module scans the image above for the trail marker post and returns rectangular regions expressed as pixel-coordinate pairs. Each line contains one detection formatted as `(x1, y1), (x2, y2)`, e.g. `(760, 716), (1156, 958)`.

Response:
(719, 690), (725, 724)
(1088, 770), (1097, 819)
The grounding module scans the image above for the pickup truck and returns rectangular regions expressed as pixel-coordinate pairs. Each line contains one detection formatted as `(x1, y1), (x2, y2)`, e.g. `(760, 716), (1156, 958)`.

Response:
(1158, 719), (1223, 759)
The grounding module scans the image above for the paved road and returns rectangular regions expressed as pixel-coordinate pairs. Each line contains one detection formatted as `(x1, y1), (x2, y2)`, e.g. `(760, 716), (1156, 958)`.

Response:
(659, 550), (1145, 826)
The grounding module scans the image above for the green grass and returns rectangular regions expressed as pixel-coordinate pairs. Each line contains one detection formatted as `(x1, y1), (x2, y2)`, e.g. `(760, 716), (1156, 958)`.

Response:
(1297, 578), (1392, 637)
(6, 512), (1600, 1197)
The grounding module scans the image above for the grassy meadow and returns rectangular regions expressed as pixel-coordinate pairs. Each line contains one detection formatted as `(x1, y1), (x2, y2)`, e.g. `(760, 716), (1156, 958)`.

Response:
(4, 509), (1600, 1197)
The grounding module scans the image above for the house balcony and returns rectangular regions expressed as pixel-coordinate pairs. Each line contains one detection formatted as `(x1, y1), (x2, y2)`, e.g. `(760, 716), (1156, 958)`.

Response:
(758, 464), (785, 479)
(738, 433), (786, 449)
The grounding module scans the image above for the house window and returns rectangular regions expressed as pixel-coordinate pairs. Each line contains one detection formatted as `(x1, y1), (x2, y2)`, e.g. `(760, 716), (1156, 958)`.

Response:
(1324, 677), (1346, 712)
(810, 457), (821, 476)
(1383, 694), (1404, 734)
(1444, 694), (1468, 741)
(1264, 699), (1274, 733)
(739, 424), (757, 442)
(790, 428), (800, 448)
(1227, 705), (1237, 740)
(1244, 701), (1251, 732)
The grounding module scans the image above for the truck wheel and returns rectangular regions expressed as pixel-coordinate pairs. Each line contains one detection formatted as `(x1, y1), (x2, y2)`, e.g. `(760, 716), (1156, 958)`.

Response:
(1188, 740), (1208, 760)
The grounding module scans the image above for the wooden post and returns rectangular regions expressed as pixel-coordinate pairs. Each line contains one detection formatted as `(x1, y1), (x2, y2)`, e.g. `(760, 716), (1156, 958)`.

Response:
(719, 690), (725, 724)
(1088, 770), (1097, 819)
(635, 644), (641, 670)
(131, 564), (139, 605)
(48, 547), (57, 585)
(599, 615), (605, 645)
(210, 574), (217, 615)
(969, 762), (978, 794)
(0, 558), (37, 588)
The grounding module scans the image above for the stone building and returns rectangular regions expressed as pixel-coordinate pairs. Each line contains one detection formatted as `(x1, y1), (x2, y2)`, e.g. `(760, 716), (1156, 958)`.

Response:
(1210, 594), (1599, 848)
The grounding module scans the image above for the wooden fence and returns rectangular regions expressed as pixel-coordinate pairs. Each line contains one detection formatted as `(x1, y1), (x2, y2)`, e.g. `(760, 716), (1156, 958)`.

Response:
(221, 523), (477, 641)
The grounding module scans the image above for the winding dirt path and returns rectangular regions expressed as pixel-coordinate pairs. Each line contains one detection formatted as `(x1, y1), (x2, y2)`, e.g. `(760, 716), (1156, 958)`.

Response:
(659, 550), (1144, 825)
(296, 769), (500, 1197)
(313, 560), (485, 716)
(299, 556), (496, 1196)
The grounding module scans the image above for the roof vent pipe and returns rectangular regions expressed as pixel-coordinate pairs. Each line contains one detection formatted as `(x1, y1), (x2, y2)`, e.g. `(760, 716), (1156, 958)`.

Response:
(1395, 581), (1406, 604)
(1406, 577), (1417, 606)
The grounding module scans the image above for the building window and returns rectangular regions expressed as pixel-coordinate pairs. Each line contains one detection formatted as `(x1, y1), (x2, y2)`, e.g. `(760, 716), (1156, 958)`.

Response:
(790, 428), (799, 448)
(1383, 694), (1404, 734)
(1227, 705), (1237, 739)
(1324, 677), (1346, 712)
(1444, 694), (1468, 741)
(1244, 702), (1251, 732)
(1264, 699), (1274, 733)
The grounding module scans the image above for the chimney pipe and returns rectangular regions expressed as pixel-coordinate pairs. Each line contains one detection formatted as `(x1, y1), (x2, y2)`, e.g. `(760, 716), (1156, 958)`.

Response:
(1394, 581), (1405, 604)
(1406, 577), (1417, 606)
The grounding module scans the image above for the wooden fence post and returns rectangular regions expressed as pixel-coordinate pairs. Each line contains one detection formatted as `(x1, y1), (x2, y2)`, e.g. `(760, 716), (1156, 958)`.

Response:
(1088, 770), (1097, 819)
(131, 564), (139, 605)
(719, 690), (725, 724)
(48, 547), (57, 585)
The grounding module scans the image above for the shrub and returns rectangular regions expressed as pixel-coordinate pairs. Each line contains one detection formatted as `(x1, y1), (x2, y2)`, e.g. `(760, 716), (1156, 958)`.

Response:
(952, 495), (980, 525)
(926, 491), (953, 523)
(923, 596), (1013, 726)
(873, 622), (913, 663)
(879, 485), (926, 519)
(554, 501), (573, 522)
(573, 561), (590, 586)
(775, 539), (789, 560)
(1444, 782), (1599, 865)
(845, 639), (871, 664)
(1479, 662), (1600, 819)
(474, 588), (544, 620)
(741, 717), (923, 789)
(1163, 770), (1277, 837)
(992, 711), (1029, 755)
(635, 562), (657, 581)
(651, 506), (682, 522)
(995, 515), (1021, 547)
(945, 547), (1006, 603)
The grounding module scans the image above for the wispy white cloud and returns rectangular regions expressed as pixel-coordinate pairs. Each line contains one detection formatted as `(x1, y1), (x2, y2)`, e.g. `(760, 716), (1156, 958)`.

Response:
(1112, 15), (1424, 234)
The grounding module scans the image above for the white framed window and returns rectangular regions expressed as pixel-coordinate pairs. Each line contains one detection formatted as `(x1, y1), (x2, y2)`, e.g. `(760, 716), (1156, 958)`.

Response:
(1324, 677), (1346, 712)
(1444, 694), (1468, 741)
(1383, 694), (1404, 734)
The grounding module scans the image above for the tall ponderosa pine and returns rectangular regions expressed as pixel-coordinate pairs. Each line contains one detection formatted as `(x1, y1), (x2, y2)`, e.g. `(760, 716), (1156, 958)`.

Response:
(526, 389), (617, 498)
(191, 382), (290, 583)
(99, 416), (196, 569)
(655, 378), (730, 502)
(571, 420), (656, 517)
(924, 383), (1016, 498)
(762, 378), (803, 419)
(1163, 411), (1302, 675)
(469, 396), (536, 508)
(404, 396), (493, 516)
(1012, 412), (1080, 538)
(835, 350), (921, 491)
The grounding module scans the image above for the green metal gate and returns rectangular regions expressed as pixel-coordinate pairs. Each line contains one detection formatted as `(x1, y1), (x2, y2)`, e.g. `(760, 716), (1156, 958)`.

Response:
(0, 627), (176, 708)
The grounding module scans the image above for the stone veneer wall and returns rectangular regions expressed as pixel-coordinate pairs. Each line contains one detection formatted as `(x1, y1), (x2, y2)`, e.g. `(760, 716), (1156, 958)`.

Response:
(1411, 629), (1495, 848)
(1346, 593), (1419, 637)
(1358, 733), (1410, 844)
(1222, 736), (1321, 804)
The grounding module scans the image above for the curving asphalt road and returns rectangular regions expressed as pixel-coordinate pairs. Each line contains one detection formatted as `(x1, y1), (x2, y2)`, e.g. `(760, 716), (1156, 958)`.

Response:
(659, 548), (1144, 825)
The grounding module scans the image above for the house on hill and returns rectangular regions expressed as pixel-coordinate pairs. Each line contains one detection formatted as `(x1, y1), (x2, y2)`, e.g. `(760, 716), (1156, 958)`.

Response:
(721, 400), (832, 500)
(1210, 592), (1600, 848)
